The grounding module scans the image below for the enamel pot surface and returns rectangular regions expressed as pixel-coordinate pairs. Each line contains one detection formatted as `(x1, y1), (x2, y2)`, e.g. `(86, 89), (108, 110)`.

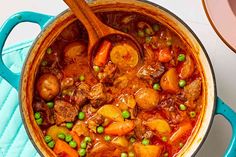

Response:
(0, 0), (236, 157)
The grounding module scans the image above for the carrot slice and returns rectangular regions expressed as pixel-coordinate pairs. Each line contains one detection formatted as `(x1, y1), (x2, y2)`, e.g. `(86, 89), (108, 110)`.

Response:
(53, 140), (78, 157)
(104, 120), (135, 136)
(169, 122), (192, 144)
(93, 40), (112, 66)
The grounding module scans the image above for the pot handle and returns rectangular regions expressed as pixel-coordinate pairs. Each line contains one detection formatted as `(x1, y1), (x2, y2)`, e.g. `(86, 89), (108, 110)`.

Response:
(216, 97), (236, 157)
(0, 11), (53, 90)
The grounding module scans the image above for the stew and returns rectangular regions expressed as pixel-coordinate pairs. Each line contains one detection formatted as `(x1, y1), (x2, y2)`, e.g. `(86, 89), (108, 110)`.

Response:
(33, 11), (203, 157)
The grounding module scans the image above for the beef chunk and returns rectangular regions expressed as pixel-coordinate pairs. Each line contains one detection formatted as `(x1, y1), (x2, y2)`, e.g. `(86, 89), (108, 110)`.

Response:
(98, 62), (117, 83)
(184, 79), (201, 101)
(137, 62), (165, 82)
(54, 100), (78, 124)
(74, 82), (90, 108)
(33, 101), (55, 126)
(89, 83), (107, 108)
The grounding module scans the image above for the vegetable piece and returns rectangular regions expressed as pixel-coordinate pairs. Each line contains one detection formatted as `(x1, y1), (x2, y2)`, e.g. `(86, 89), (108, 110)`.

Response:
(145, 119), (171, 135)
(93, 40), (112, 66)
(97, 126), (104, 134)
(70, 131), (81, 146)
(36, 118), (43, 125)
(79, 148), (86, 156)
(158, 48), (172, 63)
(177, 54), (186, 62)
(122, 110), (131, 119)
(189, 111), (196, 118)
(36, 74), (60, 101)
(153, 83), (160, 91)
(69, 140), (77, 148)
(105, 120), (135, 136)
(130, 137), (136, 143)
(137, 22), (154, 35)
(104, 135), (111, 142)
(79, 75), (85, 81)
(128, 152), (135, 157)
(72, 121), (89, 137)
(93, 65), (100, 72)
(97, 105), (124, 122)
(53, 140), (78, 157)
(58, 133), (65, 140)
(47, 102), (54, 109)
(65, 134), (73, 142)
(179, 80), (186, 88)
(142, 139), (150, 145)
(80, 141), (87, 149)
(179, 104), (187, 111)
(84, 136), (92, 143)
(66, 122), (73, 129)
(135, 88), (160, 110)
(138, 30), (145, 37)
(160, 68), (180, 93)
(78, 112), (85, 120)
(34, 112), (41, 120)
(134, 143), (162, 157)
(162, 136), (168, 142)
(47, 125), (70, 140)
(169, 122), (192, 144)
(118, 94), (136, 109)
(121, 152), (128, 157)
(48, 140), (55, 149)
(44, 135), (53, 143)
(111, 136), (129, 147)
(153, 24), (160, 32)
(110, 43), (139, 69)
(64, 41), (86, 61)
(178, 55), (195, 79)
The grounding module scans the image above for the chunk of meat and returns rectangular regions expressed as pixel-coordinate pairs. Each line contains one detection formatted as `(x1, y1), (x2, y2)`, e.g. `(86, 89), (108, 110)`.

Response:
(134, 118), (146, 140)
(137, 62), (165, 82)
(87, 114), (105, 133)
(54, 100), (78, 124)
(72, 121), (89, 137)
(89, 83), (107, 108)
(74, 82), (90, 108)
(178, 55), (195, 79)
(88, 142), (116, 157)
(113, 75), (129, 89)
(33, 101), (54, 126)
(143, 130), (154, 139)
(61, 77), (74, 90)
(184, 79), (202, 101)
(36, 73), (60, 101)
(97, 62), (117, 83)
(135, 88), (160, 110)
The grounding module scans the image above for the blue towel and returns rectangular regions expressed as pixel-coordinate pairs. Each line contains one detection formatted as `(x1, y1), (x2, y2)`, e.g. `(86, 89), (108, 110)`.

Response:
(0, 40), (39, 157)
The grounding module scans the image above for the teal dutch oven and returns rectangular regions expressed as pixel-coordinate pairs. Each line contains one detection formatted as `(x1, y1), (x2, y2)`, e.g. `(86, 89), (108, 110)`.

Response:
(0, 0), (236, 156)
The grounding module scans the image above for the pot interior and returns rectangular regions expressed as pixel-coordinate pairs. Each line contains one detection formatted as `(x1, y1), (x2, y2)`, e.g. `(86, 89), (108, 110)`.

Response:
(20, 0), (216, 156)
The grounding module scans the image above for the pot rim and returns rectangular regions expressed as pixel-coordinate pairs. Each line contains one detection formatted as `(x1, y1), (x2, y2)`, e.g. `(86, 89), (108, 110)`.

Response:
(19, 0), (217, 156)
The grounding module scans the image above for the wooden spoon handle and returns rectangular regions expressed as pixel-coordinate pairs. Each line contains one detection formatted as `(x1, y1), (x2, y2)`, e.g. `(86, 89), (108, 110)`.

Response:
(63, 0), (106, 43)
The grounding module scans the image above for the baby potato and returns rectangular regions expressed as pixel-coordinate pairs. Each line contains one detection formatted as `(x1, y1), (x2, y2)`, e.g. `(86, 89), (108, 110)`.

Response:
(110, 43), (139, 69)
(37, 73), (60, 101)
(160, 68), (180, 93)
(135, 88), (159, 110)
(64, 41), (86, 61)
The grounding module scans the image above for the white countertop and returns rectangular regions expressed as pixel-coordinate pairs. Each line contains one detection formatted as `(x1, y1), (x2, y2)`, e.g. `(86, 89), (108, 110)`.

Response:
(1, 0), (236, 156)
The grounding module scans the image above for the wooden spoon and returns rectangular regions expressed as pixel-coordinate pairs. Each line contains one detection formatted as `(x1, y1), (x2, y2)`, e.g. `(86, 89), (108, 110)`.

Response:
(63, 0), (143, 66)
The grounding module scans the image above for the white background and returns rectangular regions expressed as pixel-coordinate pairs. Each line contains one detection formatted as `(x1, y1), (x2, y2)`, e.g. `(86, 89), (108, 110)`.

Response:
(1, 0), (236, 156)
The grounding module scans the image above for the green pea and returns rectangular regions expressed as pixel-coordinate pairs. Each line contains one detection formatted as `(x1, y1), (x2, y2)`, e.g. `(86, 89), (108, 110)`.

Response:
(36, 118), (43, 125)
(78, 112), (85, 120)
(162, 136), (168, 142)
(130, 137), (136, 143)
(153, 83), (160, 91)
(78, 148), (86, 156)
(34, 112), (41, 120)
(97, 126), (104, 134)
(46, 47), (52, 54)
(104, 135), (111, 142)
(128, 152), (135, 157)
(93, 65), (100, 72)
(137, 30), (145, 37)
(179, 80), (186, 88)
(58, 133), (65, 140)
(66, 122), (73, 129)
(41, 60), (48, 66)
(44, 135), (52, 143)
(179, 104), (187, 111)
(141, 138), (149, 145)
(163, 152), (169, 157)
(84, 136), (92, 143)
(80, 141), (87, 149)
(189, 111), (196, 118)
(65, 134), (73, 142)
(153, 24), (160, 32)
(47, 140), (55, 149)
(121, 152), (128, 157)
(122, 110), (130, 119)
(145, 36), (152, 43)
(79, 75), (85, 81)
(144, 28), (153, 35)
(178, 54), (186, 62)
(179, 142), (184, 148)
(69, 140), (77, 148)
(47, 102), (54, 109)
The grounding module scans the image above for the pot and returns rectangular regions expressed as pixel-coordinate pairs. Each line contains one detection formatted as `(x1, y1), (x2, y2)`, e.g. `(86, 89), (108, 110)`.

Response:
(0, 0), (236, 156)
